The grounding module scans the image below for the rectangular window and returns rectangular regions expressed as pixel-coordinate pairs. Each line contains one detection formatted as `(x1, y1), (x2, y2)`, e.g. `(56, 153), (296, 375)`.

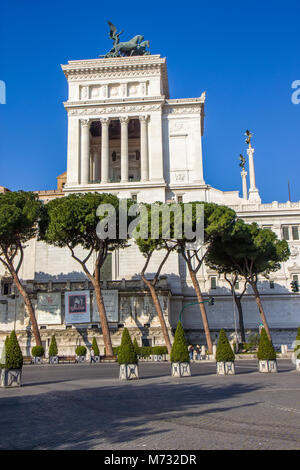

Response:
(292, 274), (299, 283)
(269, 281), (275, 289)
(282, 226), (289, 240)
(177, 195), (183, 203)
(2, 283), (11, 296)
(235, 280), (239, 290)
(292, 226), (299, 240)
(210, 277), (217, 289)
(131, 194), (137, 202)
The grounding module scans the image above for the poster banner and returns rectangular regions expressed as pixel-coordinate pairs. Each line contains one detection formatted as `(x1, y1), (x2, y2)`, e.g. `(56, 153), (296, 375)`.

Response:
(65, 290), (90, 324)
(37, 292), (62, 325)
(93, 290), (118, 323)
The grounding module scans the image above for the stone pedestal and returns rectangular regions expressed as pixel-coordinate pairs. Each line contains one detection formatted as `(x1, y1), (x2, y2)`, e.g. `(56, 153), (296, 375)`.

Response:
(171, 362), (191, 377)
(216, 361), (235, 375)
(119, 363), (139, 380)
(258, 360), (278, 373)
(0, 369), (22, 387)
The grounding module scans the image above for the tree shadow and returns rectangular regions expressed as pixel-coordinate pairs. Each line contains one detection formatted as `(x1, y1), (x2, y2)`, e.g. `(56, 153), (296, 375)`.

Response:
(0, 378), (263, 450)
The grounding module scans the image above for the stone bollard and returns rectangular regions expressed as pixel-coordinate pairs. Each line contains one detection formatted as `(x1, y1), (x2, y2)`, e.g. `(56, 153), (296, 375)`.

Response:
(212, 344), (217, 359)
(281, 345), (288, 354)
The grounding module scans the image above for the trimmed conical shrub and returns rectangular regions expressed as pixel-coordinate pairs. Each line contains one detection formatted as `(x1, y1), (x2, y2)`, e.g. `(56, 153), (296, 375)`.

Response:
(294, 327), (300, 359)
(0, 336), (9, 368)
(32, 345), (44, 357)
(170, 321), (189, 363)
(257, 328), (276, 360)
(133, 337), (140, 356)
(91, 337), (100, 356)
(118, 328), (137, 365)
(5, 331), (23, 369)
(49, 335), (58, 357)
(216, 329), (235, 362)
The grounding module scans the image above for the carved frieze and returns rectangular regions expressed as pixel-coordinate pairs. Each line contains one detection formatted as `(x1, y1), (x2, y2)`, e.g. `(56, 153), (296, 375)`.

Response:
(68, 104), (162, 116)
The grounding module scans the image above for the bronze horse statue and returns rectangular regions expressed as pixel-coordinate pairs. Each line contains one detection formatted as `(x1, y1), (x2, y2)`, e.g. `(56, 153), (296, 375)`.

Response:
(101, 22), (150, 57)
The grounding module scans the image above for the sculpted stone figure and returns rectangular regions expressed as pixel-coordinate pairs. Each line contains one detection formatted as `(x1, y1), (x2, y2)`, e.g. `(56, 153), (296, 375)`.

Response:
(100, 21), (150, 58)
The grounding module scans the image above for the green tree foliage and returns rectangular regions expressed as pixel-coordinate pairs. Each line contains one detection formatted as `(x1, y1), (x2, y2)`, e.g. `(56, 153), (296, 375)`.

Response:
(75, 346), (87, 356)
(135, 202), (176, 354)
(49, 335), (58, 357)
(5, 331), (23, 369)
(117, 328), (137, 365)
(170, 321), (189, 363)
(176, 202), (237, 353)
(91, 337), (100, 356)
(206, 220), (290, 341)
(257, 328), (276, 360)
(40, 192), (134, 357)
(216, 329), (235, 362)
(294, 327), (300, 357)
(0, 191), (43, 346)
(0, 336), (10, 368)
(31, 345), (44, 357)
(132, 337), (140, 356)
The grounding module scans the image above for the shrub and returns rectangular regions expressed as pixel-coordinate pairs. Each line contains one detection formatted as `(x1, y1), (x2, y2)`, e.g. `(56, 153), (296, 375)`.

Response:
(112, 346), (120, 356)
(152, 346), (168, 355)
(293, 327), (300, 360)
(117, 328), (137, 365)
(133, 338), (140, 356)
(257, 328), (276, 361)
(75, 346), (87, 356)
(31, 345), (44, 357)
(216, 329), (235, 362)
(49, 335), (58, 357)
(170, 321), (189, 363)
(91, 337), (100, 356)
(0, 336), (10, 368)
(139, 346), (152, 358)
(5, 331), (23, 369)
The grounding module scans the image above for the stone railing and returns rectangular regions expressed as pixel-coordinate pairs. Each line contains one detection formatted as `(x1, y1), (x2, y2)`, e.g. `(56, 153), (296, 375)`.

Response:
(229, 201), (300, 212)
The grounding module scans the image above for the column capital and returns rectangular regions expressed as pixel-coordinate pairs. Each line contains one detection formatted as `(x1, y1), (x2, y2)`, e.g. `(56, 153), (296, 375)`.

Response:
(139, 115), (149, 123)
(81, 119), (90, 128)
(120, 116), (130, 125)
(100, 117), (110, 126)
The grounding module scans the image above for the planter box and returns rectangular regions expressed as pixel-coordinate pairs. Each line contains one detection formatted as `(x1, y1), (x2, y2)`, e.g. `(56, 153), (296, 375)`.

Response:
(153, 355), (163, 362)
(171, 362), (191, 378)
(295, 358), (300, 372)
(119, 363), (139, 380)
(33, 357), (43, 365)
(217, 361), (235, 375)
(49, 356), (58, 364)
(76, 356), (86, 363)
(259, 360), (278, 373)
(0, 368), (22, 387)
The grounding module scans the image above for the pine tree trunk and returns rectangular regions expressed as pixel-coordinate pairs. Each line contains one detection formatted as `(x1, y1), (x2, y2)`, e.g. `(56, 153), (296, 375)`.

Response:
(142, 274), (172, 354)
(10, 269), (42, 346)
(250, 281), (272, 341)
(188, 265), (213, 354)
(93, 282), (113, 357)
(234, 294), (246, 343)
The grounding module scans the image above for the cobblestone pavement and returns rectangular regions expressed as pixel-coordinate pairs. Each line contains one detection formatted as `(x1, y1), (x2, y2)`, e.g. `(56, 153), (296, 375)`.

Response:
(0, 360), (299, 450)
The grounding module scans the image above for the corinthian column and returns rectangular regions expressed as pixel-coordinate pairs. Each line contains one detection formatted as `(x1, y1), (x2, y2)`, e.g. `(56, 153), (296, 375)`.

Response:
(94, 149), (100, 182)
(139, 115), (149, 181)
(81, 119), (90, 185)
(100, 118), (110, 183)
(120, 117), (129, 183)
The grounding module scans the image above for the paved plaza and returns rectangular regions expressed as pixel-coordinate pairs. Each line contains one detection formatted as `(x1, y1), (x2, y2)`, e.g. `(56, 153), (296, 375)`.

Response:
(0, 360), (299, 450)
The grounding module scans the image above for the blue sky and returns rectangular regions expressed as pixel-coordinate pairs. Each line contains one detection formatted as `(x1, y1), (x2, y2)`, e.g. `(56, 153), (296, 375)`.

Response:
(1, 0), (299, 202)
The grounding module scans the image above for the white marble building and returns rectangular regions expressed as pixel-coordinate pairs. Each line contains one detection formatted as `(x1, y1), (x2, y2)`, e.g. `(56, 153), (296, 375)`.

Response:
(0, 54), (299, 354)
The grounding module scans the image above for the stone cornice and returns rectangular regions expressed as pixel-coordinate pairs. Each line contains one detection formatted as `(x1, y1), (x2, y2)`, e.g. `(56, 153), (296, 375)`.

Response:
(65, 100), (164, 117)
(61, 55), (169, 98)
